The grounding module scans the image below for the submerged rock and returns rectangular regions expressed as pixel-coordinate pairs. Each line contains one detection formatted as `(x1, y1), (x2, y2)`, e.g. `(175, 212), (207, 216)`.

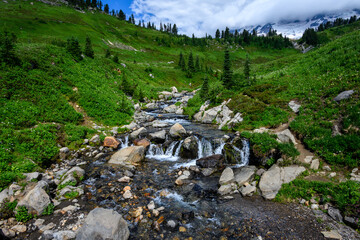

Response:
(196, 154), (223, 168)
(76, 208), (129, 240)
(180, 136), (199, 159)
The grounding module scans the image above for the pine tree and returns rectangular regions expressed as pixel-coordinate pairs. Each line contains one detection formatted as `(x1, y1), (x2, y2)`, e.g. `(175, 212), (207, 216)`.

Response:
(224, 27), (230, 41)
(223, 49), (232, 89)
(131, 14), (135, 24)
(66, 37), (82, 62)
(119, 10), (126, 20)
(178, 52), (184, 67)
(91, 0), (97, 8)
(195, 56), (200, 72)
(105, 48), (111, 58)
(0, 30), (18, 65)
(200, 76), (209, 99)
(172, 24), (178, 35)
(244, 54), (250, 85)
(121, 73), (133, 96)
(85, 0), (90, 8)
(84, 36), (94, 58)
(104, 4), (109, 13)
(215, 29), (220, 39)
(188, 52), (195, 73)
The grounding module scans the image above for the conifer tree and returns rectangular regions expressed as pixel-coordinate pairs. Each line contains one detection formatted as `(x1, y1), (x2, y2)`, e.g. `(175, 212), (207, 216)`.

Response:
(86, 0), (91, 8)
(223, 49), (232, 89)
(0, 30), (18, 65)
(91, 0), (97, 8)
(121, 73), (133, 96)
(188, 52), (195, 73)
(200, 75), (209, 99)
(113, 54), (119, 63)
(119, 10), (126, 20)
(104, 4), (109, 14)
(172, 24), (178, 35)
(131, 14), (135, 24)
(66, 37), (82, 62)
(215, 29), (220, 39)
(84, 36), (94, 58)
(195, 56), (200, 72)
(178, 52), (184, 67)
(224, 27), (230, 41)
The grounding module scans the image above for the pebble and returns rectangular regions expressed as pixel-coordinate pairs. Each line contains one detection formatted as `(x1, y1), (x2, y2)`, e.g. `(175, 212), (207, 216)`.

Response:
(329, 172), (336, 178)
(147, 201), (155, 210)
(167, 220), (176, 228)
(11, 224), (27, 233)
(118, 176), (131, 183)
(311, 204), (319, 210)
(39, 223), (56, 233)
(179, 226), (187, 232)
(123, 190), (132, 199)
(34, 219), (45, 228)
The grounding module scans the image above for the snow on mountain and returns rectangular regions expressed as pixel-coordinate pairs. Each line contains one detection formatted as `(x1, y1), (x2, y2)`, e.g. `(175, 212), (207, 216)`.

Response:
(236, 9), (360, 39)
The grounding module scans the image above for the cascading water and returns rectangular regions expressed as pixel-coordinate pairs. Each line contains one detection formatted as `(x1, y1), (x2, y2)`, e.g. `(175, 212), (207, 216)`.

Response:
(120, 135), (129, 149)
(146, 140), (183, 161)
(232, 139), (250, 167)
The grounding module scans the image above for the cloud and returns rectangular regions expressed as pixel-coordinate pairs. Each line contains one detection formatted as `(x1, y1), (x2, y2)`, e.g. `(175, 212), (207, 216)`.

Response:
(130, 0), (360, 36)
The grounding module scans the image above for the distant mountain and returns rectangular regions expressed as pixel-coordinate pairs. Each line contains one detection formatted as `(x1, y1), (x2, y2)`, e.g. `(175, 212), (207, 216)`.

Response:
(235, 9), (360, 39)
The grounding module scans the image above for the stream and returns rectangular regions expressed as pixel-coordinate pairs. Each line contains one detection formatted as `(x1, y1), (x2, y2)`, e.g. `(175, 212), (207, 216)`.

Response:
(81, 96), (326, 240)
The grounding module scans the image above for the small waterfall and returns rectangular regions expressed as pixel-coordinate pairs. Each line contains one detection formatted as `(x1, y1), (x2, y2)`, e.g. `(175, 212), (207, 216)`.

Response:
(174, 140), (183, 157)
(214, 141), (225, 155)
(195, 136), (216, 159)
(120, 135), (129, 149)
(165, 141), (178, 156)
(146, 141), (183, 161)
(233, 139), (250, 167)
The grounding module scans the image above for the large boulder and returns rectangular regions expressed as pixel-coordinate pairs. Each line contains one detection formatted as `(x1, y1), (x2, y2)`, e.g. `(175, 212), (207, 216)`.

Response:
(180, 136), (199, 159)
(130, 127), (147, 139)
(122, 122), (139, 130)
(219, 167), (235, 185)
(0, 188), (9, 204)
(334, 90), (354, 102)
(149, 130), (167, 143)
(76, 208), (129, 240)
(234, 166), (257, 186)
(17, 181), (51, 215)
(59, 147), (70, 160)
(196, 154), (223, 168)
(133, 139), (150, 148)
(60, 166), (85, 186)
(151, 120), (169, 128)
(109, 146), (146, 165)
(169, 123), (186, 138)
(259, 165), (305, 200)
(227, 112), (243, 129)
(202, 106), (221, 124)
(216, 105), (234, 129)
(164, 104), (179, 113)
(276, 129), (296, 145)
(223, 139), (244, 164)
(103, 137), (120, 148)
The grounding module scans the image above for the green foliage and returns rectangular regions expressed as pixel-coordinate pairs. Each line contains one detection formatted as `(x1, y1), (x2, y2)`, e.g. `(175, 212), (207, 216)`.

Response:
(58, 180), (77, 190)
(300, 28), (319, 45)
(276, 180), (360, 217)
(84, 36), (94, 58)
(223, 49), (233, 89)
(0, 30), (19, 65)
(113, 54), (119, 63)
(244, 54), (251, 84)
(184, 94), (204, 118)
(0, 200), (18, 219)
(15, 206), (35, 222)
(42, 203), (54, 216)
(105, 49), (111, 58)
(64, 190), (79, 199)
(199, 76), (209, 99)
(187, 52), (195, 73)
(66, 37), (82, 61)
(241, 132), (299, 160)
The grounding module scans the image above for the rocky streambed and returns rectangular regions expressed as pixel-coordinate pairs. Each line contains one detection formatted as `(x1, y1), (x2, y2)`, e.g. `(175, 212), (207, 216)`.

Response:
(1, 88), (359, 240)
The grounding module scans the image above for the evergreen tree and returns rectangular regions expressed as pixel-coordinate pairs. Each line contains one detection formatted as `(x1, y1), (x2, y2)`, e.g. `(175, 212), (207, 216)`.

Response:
(0, 30), (18, 65)
(85, 0), (91, 8)
(224, 27), (230, 41)
(131, 14), (135, 24)
(160, 23), (163, 31)
(105, 48), (111, 58)
(178, 52), (184, 69)
(172, 24), (178, 35)
(200, 75), (209, 99)
(215, 29), (220, 39)
(84, 36), (94, 58)
(223, 49), (232, 89)
(195, 56), (200, 72)
(104, 4), (109, 14)
(121, 73), (133, 96)
(244, 54), (251, 85)
(98, 0), (102, 10)
(119, 10), (126, 20)
(301, 28), (319, 45)
(188, 52), (195, 73)
(66, 37), (82, 62)
(91, 0), (97, 8)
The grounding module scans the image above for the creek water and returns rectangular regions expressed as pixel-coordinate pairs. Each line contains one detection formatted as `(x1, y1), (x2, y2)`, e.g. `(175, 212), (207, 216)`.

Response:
(82, 97), (326, 239)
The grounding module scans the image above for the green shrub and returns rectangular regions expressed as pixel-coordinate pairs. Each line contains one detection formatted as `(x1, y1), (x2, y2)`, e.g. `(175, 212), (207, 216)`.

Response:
(42, 203), (54, 216)
(64, 191), (79, 199)
(15, 206), (35, 222)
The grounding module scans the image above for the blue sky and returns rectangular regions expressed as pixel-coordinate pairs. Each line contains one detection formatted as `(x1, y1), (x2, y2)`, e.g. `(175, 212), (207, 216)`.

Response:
(101, 0), (133, 15)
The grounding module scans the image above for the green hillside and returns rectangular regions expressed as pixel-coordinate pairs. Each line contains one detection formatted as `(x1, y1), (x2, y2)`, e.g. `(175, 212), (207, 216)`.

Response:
(0, 0), (359, 194)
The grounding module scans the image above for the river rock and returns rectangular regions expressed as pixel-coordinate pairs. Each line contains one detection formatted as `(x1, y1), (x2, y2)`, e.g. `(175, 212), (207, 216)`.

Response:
(180, 136), (198, 159)
(334, 90), (354, 102)
(59, 147), (70, 160)
(288, 101), (301, 113)
(218, 184), (232, 196)
(151, 120), (169, 128)
(149, 130), (166, 143)
(60, 166), (85, 185)
(122, 121), (139, 130)
(171, 86), (178, 94)
(24, 172), (41, 181)
(109, 146), (146, 166)
(240, 183), (257, 197)
(234, 166), (257, 186)
(219, 167), (234, 185)
(17, 181), (51, 215)
(223, 142), (243, 164)
(53, 230), (76, 240)
(130, 127), (147, 139)
(175, 108), (184, 115)
(259, 165), (305, 200)
(90, 135), (100, 144)
(321, 230), (342, 239)
(133, 139), (150, 148)
(328, 206), (343, 223)
(11, 225), (26, 233)
(227, 112), (243, 128)
(145, 102), (158, 109)
(159, 91), (172, 100)
(76, 208), (129, 240)
(103, 137), (120, 148)
(196, 154), (223, 168)
(164, 104), (179, 113)
(169, 123), (186, 138)
(201, 168), (216, 177)
(202, 106), (222, 124)
(276, 129), (296, 145)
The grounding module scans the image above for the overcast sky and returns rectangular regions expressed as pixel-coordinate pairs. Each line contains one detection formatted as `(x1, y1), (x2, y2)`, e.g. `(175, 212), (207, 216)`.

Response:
(130, 0), (360, 36)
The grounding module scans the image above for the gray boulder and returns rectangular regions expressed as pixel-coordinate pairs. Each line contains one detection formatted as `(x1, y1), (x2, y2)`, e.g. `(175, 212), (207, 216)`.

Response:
(276, 129), (296, 145)
(130, 127), (147, 139)
(164, 104), (179, 113)
(149, 130), (167, 143)
(219, 167), (235, 185)
(310, 159), (320, 170)
(109, 146), (146, 165)
(59, 147), (70, 160)
(152, 120), (169, 128)
(0, 188), (9, 204)
(334, 90), (354, 102)
(288, 101), (301, 113)
(180, 136), (199, 159)
(240, 183), (257, 197)
(259, 165), (305, 200)
(234, 166), (257, 186)
(76, 208), (129, 240)
(17, 181), (51, 215)
(328, 206), (343, 223)
(196, 154), (223, 168)
(169, 123), (186, 138)
(90, 135), (100, 144)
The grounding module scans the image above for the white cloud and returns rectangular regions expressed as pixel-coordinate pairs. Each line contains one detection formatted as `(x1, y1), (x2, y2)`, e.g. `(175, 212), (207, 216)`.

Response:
(130, 0), (360, 36)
